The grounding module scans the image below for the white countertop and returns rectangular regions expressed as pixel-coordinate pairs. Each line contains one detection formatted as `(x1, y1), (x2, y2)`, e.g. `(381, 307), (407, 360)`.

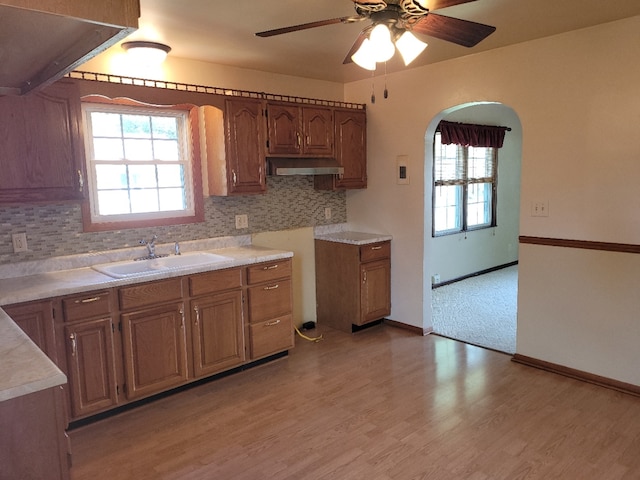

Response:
(0, 308), (66, 402)
(0, 241), (292, 402)
(315, 231), (392, 245)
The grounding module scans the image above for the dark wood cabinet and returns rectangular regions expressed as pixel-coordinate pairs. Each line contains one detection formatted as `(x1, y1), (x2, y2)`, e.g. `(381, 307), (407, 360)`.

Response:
(222, 98), (266, 195)
(246, 259), (294, 359)
(0, 80), (87, 203)
(189, 268), (245, 377)
(315, 240), (390, 332)
(64, 317), (118, 418)
(266, 103), (333, 157)
(315, 108), (367, 190)
(60, 290), (119, 419)
(121, 302), (189, 401)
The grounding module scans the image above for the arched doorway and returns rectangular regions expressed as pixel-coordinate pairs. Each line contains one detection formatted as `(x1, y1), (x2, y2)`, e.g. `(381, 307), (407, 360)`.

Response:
(424, 102), (522, 354)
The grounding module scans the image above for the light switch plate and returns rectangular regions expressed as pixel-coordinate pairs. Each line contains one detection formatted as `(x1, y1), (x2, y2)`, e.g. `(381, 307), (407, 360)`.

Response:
(397, 155), (409, 185)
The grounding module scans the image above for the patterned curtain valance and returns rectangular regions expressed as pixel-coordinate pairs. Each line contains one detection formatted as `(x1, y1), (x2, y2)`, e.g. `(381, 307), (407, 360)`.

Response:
(438, 121), (510, 148)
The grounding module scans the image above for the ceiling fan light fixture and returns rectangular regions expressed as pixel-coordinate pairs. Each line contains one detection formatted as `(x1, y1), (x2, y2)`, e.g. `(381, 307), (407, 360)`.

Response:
(369, 24), (395, 62)
(395, 31), (428, 66)
(122, 41), (171, 64)
(351, 38), (377, 71)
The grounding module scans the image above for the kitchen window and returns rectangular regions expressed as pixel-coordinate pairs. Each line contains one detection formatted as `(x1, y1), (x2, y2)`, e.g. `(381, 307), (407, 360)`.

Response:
(81, 101), (203, 231)
(432, 131), (497, 236)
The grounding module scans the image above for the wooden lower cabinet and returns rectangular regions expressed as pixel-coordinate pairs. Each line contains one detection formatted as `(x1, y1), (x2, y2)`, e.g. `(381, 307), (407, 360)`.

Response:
(64, 317), (118, 418)
(191, 290), (244, 378)
(121, 302), (189, 401)
(246, 260), (294, 359)
(3, 300), (57, 362)
(315, 240), (391, 332)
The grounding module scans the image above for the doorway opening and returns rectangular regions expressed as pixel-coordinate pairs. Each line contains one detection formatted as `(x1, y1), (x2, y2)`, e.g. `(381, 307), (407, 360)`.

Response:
(425, 102), (522, 354)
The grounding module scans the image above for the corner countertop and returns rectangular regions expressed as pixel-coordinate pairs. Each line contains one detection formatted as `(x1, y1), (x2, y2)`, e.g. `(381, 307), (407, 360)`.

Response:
(0, 308), (66, 402)
(0, 239), (292, 403)
(314, 231), (392, 245)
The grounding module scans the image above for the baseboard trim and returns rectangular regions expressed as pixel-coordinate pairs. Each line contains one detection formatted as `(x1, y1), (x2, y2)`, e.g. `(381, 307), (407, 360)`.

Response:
(432, 261), (518, 289)
(384, 319), (432, 336)
(512, 354), (640, 397)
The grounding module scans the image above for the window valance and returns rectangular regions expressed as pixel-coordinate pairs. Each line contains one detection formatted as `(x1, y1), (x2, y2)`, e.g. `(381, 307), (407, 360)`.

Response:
(438, 121), (510, 148)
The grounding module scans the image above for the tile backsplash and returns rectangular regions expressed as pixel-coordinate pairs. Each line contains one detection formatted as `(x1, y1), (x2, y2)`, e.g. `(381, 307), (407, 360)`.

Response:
(0, 176), (346, 264)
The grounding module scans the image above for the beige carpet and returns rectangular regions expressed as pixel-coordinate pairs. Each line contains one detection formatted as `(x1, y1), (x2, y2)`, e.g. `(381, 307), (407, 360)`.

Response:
(432, 265), (517, 354)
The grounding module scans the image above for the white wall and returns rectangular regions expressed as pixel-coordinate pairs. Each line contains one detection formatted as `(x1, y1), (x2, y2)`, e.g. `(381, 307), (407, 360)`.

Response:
(430, 103), (521, 283)
(344, 16), (640, 385)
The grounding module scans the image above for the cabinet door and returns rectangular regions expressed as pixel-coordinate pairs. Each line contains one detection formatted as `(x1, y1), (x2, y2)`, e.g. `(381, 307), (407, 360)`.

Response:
(191, 291), (245, 378)
(0, 80), (86, 203)
(360, 259), (391, 325)
(4, 300), (57, 362)
(302, 107), (333, 156)
(65, 318), (118, 418)
(121, 302), (188, 400)
(335, 109), (367, 189)
(267, 103), (301, 155)
(225, 98), (266, 194)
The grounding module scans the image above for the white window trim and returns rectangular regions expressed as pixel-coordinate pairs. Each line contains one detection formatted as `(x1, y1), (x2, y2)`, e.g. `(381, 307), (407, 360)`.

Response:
(82, 102), (196, 225)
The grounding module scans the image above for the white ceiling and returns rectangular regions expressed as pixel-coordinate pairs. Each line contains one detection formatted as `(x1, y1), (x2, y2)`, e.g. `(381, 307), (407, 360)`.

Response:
(129, 0), (640, 84)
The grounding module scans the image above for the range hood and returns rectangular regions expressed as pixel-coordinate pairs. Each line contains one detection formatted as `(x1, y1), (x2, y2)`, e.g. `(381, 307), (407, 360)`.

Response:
(267, 158), (344, 176)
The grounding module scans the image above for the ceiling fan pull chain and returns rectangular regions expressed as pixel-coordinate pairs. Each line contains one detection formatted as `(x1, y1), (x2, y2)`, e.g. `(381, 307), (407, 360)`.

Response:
(371, 71), (376, 104)
(384, 62), (389, 99)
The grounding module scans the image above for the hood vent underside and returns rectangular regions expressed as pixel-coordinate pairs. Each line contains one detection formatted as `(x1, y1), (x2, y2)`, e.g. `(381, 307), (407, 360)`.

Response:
(267, 158), (344, 176)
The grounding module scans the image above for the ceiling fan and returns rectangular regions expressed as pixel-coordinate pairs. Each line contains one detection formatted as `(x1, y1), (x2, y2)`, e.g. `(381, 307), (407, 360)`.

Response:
(256, 0), (496, 70)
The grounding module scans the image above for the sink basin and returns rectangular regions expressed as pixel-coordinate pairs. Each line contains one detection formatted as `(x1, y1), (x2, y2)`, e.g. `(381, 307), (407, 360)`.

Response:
(92, 252), (233, 279)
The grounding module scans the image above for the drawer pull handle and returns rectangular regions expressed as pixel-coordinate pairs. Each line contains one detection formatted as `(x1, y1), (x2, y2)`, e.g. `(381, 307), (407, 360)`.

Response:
(264, 284), (279, 290)
(371, 246), (382, 250)
(263, 264), (278, 270)
(69, 333), (77, 356)
(75, 296), (101, 304)
(265, 319), (281, 327)
(193, 306), (200, 326)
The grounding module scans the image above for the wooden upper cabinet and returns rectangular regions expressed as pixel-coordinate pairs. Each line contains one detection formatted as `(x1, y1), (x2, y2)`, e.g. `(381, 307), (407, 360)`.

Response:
(222, 98), (266, 195)
(266, 103), (333, 157)
(0, 79), (87, 203)
(0, 0), (139, 95)
(315, 108), (367, 190)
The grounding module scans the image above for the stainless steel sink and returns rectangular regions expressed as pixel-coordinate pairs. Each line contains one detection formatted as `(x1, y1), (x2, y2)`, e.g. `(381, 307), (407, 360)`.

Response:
(92, 252), (233, 278)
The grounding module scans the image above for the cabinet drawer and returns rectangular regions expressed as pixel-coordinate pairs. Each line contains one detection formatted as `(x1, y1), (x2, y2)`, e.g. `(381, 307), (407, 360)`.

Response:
(360, 242), (390, 262)
(246, 259), (292, 285)
(247, 278), (292, 324)
(249, 315), (294, 359)
(189, 267), (242, 297)
(119, 278), (183, 311)
(63, 291), (111, 322)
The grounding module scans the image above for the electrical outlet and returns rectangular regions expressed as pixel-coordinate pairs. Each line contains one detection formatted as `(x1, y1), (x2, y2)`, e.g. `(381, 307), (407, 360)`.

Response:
(12, 233), (28, 253)
(324, 207), (332, 220)
(432, 273), (440, 284)
(235, 214), (248, 229)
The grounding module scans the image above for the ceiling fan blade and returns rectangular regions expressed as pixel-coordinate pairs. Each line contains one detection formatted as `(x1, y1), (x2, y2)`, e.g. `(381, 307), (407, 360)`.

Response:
(422, 0), (478, 11)
(256, 16), (363, 37)
(342, 26), (374, 64)
(411, 12), (495, 47)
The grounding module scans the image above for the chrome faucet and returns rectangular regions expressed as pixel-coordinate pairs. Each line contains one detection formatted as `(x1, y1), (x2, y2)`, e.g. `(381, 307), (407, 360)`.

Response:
(139, 235), (158, 259)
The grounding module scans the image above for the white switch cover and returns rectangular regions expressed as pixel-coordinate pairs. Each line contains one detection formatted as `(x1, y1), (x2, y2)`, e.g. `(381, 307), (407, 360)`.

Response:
(324, 207), (332, 220)
(235, 214), (248, 229)
(531, 200), (549, 217)
(12, 233), (28, 253)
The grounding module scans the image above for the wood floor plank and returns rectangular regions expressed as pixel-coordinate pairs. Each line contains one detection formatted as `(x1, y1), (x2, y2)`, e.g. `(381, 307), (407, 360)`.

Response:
(69, 325), (640, 479)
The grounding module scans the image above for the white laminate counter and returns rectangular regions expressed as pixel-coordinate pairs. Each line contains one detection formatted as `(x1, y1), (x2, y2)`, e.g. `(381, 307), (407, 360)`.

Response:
(0, 309), (66, 402)
(315, 231), (392, 245)
(0, 243), (293, 402)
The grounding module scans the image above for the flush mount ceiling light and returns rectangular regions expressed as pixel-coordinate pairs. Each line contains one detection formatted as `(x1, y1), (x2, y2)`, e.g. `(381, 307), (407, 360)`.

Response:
(122, 41), (171, 64)
(256, 0), (496, 72)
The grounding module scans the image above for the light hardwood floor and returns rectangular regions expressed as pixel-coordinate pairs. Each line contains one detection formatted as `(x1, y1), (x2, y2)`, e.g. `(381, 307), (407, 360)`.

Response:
(69, 324), (640, 479)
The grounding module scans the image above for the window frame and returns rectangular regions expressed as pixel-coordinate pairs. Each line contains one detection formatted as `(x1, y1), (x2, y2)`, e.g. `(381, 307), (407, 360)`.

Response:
(432, 131), (498, 237)
(80, 96), (204, 232)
